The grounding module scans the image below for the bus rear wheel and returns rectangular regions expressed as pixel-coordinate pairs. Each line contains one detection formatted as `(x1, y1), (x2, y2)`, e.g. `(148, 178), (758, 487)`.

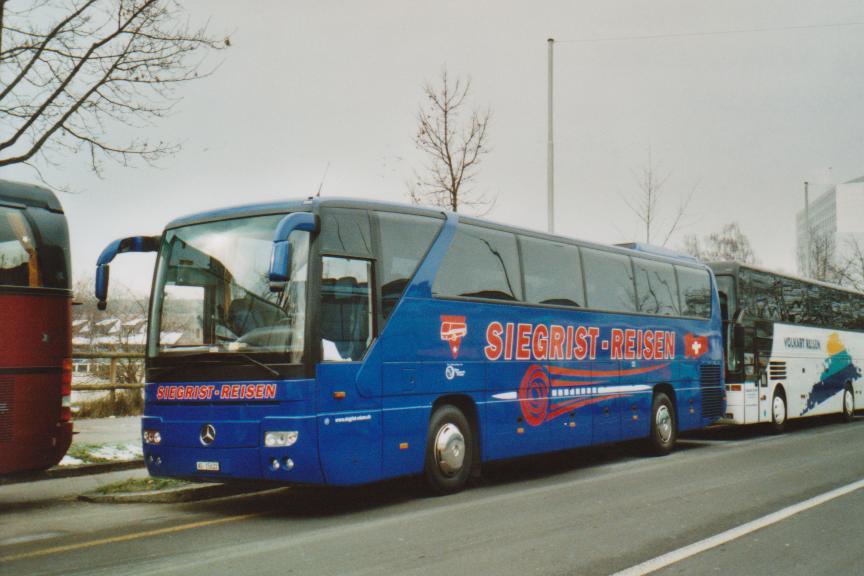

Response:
(649, 392), (676, 456)
(842, 385), (855, 423)
(771, 389), (787, 434)
(424, 405), (473, 495)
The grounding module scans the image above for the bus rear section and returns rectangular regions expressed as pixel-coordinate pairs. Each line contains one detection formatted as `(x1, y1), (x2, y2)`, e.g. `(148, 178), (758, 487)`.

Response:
(100, 198), (723, 492)
(0, 180), (72, 475)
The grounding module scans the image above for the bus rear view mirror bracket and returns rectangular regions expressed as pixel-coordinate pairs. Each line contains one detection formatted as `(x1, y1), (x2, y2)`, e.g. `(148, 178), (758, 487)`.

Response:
(95, 235), (159, 310)
(269, 212), (317, 292)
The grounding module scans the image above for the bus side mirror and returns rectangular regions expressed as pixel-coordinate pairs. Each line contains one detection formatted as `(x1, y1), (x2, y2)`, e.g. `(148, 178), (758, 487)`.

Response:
(95, 236), (159, 310)
(269, 212), (316, 291)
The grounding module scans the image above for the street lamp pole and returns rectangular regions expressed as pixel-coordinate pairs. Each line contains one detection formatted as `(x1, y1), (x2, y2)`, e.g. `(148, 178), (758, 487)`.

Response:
(547, 38), (555, 234)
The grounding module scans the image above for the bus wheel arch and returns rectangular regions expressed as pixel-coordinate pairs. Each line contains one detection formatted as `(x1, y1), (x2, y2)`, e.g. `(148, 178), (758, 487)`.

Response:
(648, 385), (677, 456)
(425, 396), (479, 494)
(842, 381), (855, 423)
(771, 385), (787, 434)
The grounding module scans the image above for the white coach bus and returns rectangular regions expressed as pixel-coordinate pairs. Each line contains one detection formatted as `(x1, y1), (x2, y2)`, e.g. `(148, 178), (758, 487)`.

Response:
(710, 263), (864, 432)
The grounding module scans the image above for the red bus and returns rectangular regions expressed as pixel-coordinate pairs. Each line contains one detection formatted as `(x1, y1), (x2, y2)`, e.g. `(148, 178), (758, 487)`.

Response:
(0, 180), (73, 474)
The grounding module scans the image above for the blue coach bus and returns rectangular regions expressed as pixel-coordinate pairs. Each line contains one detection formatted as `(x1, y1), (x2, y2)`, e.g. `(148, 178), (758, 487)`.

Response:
(96, 198), (723, 493)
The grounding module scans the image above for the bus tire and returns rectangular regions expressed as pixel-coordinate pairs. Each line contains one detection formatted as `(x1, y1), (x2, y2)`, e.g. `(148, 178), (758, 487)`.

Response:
(771, 389), (787, 434)
(649, 392), (676, 456)
(424, 405), (473, 495)
(842, 384), (855, 423)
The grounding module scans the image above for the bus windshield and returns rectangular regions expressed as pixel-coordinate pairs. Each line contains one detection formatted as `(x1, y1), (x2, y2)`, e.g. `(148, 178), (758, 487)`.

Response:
(148, 214), (308, 362)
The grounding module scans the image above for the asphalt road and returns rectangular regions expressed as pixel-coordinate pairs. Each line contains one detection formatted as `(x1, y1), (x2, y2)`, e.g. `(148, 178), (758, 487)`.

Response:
(2, 417), (864, 576)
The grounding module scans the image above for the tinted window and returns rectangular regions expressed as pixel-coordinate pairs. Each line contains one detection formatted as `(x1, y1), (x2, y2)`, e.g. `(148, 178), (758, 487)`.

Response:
(803, 284), (831, 327)
(320, 256), (373, 361)
(582, 248), (637, 312)
(521, 236), (584, 307)
(433, 224), (521, 302)
(715, 274), (737, 321)
(677, 266), (712, 318)
(780, 278), (806, 323)
(854, 293), (864, 330)
(740, 269), (781, 321)
(0, 206), (39, 287)
(377, 212), (442, 319)
(319, 208), (373, 256)
(634, 258), (679, 315)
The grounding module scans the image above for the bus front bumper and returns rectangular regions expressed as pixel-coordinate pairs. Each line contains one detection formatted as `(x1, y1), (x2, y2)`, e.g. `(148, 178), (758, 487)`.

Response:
(142, 416), (324, 484)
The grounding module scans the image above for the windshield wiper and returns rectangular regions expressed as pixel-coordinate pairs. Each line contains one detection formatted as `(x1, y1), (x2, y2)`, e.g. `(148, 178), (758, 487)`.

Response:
(152, 351), (280, 380)
(235, 353), (280, 377)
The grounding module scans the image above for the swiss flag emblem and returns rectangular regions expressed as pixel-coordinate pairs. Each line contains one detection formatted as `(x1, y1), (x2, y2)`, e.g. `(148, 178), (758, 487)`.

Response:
(440, 315), (467, 359)
(685, 333), (709, 358)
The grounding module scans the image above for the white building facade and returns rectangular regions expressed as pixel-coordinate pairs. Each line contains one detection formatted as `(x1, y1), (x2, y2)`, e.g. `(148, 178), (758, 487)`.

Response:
(796, 176), (864, 277)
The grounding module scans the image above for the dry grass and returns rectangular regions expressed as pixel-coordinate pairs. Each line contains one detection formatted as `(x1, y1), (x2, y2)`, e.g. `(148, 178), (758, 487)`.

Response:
(75, 390), (144, 419)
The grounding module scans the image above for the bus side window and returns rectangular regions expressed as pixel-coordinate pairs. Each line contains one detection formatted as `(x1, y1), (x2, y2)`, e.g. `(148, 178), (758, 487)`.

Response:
(0, 206), (39, 287)
(321, 256), (373, 362)
(377, 212), (443, 321)
(432, 224), (522, 302)
(581, 248), (637, 313)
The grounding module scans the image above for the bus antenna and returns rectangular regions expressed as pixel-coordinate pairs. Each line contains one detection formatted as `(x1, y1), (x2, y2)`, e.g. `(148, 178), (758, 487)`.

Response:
(316, 162), (330, 197)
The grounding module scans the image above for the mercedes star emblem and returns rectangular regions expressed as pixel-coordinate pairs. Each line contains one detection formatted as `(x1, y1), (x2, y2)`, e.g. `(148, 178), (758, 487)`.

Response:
(200, 424), (216, 446)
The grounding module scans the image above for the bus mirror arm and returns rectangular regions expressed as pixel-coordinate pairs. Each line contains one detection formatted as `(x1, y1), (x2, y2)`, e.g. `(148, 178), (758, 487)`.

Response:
(95, 235), (159, 310)
(269, 212), (317, 291)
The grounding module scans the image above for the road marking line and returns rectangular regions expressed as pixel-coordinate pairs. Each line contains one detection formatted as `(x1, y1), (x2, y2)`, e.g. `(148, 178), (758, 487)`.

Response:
(612, 476), (864, 576)
(0, 512), (263, 563)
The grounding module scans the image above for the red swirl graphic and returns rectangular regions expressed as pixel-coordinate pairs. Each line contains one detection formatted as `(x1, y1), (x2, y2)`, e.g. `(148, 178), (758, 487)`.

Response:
(519, 364), (550, 426)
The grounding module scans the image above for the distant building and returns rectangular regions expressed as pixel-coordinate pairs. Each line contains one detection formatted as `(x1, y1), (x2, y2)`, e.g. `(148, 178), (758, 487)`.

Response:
(796, 176), (864, 276)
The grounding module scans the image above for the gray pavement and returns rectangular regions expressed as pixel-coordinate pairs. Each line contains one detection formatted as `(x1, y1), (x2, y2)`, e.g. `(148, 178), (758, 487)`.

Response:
(1, 418), (864, 575)
(71, 416), (141, 446)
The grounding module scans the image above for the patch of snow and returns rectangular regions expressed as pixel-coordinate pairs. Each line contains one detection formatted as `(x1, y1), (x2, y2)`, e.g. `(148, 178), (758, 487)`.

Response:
(59, 455), (84, 466)
(88, 443), (143, 461)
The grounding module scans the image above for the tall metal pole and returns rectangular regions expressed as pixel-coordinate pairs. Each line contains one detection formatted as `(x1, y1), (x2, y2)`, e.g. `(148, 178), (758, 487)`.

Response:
(546, 38), (555, 234)
(804, 180), (810, 274)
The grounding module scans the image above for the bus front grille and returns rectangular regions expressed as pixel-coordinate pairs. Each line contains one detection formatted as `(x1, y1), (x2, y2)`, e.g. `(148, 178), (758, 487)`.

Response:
(0, 377), (13, 443)
(700, 364), (723, 420)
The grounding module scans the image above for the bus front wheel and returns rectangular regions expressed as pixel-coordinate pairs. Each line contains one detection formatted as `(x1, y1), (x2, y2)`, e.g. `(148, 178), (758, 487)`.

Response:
(842, 385), (855, 423)
(771, 389), (787, 434)
(649, 392), (676, 456)
(424, 405), (473, 495)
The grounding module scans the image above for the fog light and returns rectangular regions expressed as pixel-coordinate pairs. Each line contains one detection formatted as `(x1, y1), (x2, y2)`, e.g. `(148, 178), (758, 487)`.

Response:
(269, 458), (280, 471)
(264, 431), (299, 447)
(155, 457), (162, 466)
(143, 430), (162, 445)
(283, 457), (294, 471)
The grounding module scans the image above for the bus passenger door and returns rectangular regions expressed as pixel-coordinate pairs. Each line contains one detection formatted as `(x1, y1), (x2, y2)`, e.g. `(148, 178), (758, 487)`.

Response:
(315, 256), (383, 485)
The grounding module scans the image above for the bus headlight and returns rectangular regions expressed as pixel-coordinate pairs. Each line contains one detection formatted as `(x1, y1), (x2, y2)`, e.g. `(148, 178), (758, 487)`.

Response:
(143, 430), (162, 445)
(264, 431), (298, 447)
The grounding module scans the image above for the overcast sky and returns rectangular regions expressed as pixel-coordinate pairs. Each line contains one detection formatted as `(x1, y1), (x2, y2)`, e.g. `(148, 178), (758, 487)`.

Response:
(5, 0), (864, 296)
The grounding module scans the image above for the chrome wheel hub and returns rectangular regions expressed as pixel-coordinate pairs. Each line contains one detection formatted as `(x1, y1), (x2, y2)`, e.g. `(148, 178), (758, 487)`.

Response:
(656, 405), (672, 444)
(434, 423), (465, 476)
(773, 396), (785, 424)
(845, 389), (854, 415)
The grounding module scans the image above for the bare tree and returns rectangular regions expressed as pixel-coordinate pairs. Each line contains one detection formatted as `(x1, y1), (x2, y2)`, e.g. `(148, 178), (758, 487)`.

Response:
(834, 236), (864, 292)
(622, 147), (695, 246)
(410, 68), (492, 213)
(799, 229), (839, 283)
(0, 0), (228, 178)
(682, 222), (758, 264)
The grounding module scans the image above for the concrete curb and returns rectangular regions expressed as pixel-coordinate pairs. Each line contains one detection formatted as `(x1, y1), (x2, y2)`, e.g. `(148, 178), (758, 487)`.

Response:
(77, 483), (278, 504)
(0, 459), (145, 486)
